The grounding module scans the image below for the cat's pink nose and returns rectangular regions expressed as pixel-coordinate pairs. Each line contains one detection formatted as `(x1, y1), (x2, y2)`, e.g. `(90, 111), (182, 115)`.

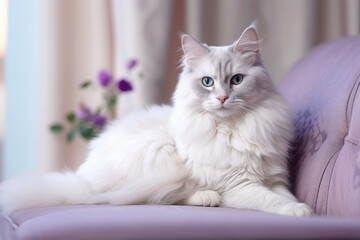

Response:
(216, 96), (228, 104)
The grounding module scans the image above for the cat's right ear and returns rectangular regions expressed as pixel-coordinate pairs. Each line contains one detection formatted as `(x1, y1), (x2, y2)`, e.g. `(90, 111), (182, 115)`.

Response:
(181, 34), (209, 68)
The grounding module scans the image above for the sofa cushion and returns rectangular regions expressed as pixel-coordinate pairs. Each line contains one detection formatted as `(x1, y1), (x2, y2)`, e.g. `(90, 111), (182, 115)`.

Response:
(279, 36), (360, 216)
(1, 205), (360, 240)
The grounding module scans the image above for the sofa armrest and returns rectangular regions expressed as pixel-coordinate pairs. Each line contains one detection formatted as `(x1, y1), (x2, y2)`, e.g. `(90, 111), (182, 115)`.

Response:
(279, 36), (360, 216)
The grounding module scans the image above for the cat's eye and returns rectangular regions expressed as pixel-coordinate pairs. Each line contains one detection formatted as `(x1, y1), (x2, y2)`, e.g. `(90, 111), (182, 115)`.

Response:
(230, 74), (244, 85)
(201, 76), (214, 87)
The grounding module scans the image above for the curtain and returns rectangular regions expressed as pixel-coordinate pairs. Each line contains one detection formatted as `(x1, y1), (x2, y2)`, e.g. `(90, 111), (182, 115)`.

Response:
(0, 0), (6, 180)
(3, 0), (359, 178)
(3, 0), (113, 178)
(35, 0), (114, 171)
(113, 0), (360, 115)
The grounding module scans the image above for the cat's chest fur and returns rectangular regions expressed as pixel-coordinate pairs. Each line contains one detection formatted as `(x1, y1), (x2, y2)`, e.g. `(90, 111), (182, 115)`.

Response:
(172, 111), (268, 190)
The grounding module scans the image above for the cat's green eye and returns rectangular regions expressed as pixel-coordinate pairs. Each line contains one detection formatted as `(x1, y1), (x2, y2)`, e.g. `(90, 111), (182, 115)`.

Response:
(201, 76), (214, 87)
(231, 74), (244, 85)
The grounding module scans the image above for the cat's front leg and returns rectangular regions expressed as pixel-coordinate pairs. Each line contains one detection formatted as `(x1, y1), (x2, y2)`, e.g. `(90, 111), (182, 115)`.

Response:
(271, 184), (298, 201)
(181, 190), (221, 207)
(221, 183), (313, 216)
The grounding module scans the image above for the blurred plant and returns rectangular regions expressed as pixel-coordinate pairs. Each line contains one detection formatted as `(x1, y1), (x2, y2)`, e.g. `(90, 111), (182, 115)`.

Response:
(50, 59), (139, 143)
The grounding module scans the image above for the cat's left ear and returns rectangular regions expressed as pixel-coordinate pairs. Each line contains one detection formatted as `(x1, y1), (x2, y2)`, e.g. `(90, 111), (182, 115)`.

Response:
(181, 34), (209, 68)
(234, 25), (259, 56)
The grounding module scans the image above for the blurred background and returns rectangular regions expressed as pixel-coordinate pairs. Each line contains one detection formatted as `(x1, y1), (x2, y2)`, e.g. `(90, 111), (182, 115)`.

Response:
(0, 0), (359, 180)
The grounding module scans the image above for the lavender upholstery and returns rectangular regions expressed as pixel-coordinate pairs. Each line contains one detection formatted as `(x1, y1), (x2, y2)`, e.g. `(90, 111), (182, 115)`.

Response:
(2, 205), (360, 240)
(279, 36), (360, 217)
(1, 36), (360, 239)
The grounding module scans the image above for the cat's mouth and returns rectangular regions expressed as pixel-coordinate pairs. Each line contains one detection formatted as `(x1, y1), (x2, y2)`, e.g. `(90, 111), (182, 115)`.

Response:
(217, 105), (230, 110)
(214, 105), (233, 116)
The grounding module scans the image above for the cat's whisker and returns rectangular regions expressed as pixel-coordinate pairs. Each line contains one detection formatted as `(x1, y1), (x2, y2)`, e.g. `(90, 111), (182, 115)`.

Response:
(198, 109), (207, 114)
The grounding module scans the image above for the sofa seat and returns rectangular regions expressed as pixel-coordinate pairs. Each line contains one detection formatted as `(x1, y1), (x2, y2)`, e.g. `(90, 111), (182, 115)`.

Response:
(1, 205), (360, 240)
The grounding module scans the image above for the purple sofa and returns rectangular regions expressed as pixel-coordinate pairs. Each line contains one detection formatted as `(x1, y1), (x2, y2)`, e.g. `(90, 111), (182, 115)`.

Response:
(1, 36), (360, 240)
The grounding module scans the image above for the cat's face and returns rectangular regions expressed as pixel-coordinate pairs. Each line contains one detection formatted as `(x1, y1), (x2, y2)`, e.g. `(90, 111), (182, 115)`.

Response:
(175, 26), (276, 118)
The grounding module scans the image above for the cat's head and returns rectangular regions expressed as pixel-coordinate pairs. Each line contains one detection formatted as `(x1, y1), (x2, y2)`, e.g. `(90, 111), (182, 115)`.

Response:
(173, 25), (277, 118)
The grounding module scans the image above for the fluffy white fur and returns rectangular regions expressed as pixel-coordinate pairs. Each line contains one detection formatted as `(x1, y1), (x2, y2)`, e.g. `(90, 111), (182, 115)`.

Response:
(0, 25), (312, 216)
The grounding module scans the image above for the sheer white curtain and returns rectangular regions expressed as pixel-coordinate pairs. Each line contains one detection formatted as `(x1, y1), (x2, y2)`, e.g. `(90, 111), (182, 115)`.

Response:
(3, 0), (112, 178)
(3, 0), (359, 178)
(54, 0), (113, 169)
(112, 0), (174, 115)
(0, 0), (7, 180)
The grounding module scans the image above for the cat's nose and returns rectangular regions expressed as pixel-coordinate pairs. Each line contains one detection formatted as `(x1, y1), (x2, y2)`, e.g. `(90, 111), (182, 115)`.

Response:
(216, 96), (229, 104)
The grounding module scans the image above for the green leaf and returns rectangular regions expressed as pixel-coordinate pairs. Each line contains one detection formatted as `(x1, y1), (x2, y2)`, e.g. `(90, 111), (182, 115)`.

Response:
(95, 107), (103, 115)
(67, 129), (76, 142)
(78, 124), (95, 140)
(107, 96), (117, 110)
(66, 112), (76, 124)
(80, 81), (92, 89)
(50, 124), (63, 133)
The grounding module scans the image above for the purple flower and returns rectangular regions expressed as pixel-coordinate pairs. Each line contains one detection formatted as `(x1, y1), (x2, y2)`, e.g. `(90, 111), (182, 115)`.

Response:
(93, 114), (106, 128)
(97, 70), (112, 87)
(125, 59), (137, 70)
(75, 104), (92, 120)
(117, 79), (133, 92)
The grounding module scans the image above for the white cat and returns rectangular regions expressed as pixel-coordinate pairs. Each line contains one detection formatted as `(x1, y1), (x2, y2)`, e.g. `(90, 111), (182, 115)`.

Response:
(0, 25), (312, 216)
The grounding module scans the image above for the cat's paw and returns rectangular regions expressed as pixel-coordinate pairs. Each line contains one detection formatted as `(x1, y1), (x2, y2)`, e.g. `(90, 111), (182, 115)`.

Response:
(278, 203), (313, 217)
(183, 190), (221, 207)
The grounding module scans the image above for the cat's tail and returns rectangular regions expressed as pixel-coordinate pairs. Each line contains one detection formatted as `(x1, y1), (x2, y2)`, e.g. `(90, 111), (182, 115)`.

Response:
(0, 172), (92, 215)
(0, 170), (195, 215)
(90, 170), (195, 206)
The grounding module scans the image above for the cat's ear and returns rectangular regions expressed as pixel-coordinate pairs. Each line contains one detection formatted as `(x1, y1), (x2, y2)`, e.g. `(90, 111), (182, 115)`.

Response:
(234, 25), (259, 56)
(181, 34), (209, 67)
